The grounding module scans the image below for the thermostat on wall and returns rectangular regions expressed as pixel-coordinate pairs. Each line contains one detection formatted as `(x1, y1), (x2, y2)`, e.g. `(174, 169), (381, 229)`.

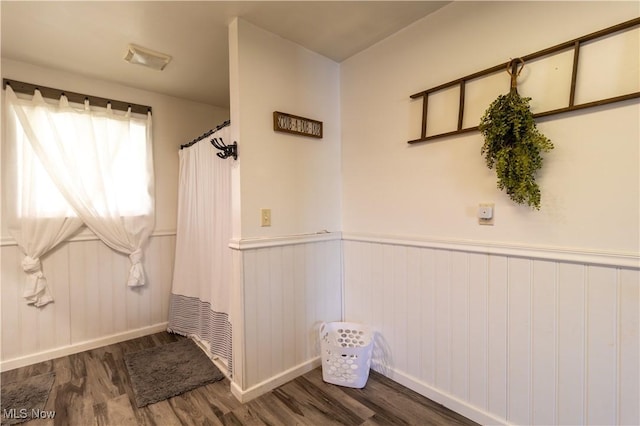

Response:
(478, 203), (494, 225)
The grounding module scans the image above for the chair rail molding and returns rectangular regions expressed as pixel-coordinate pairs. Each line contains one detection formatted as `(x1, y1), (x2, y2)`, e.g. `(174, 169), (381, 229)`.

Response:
(342, 232), (639, 269)
(229, 231), (342, 250)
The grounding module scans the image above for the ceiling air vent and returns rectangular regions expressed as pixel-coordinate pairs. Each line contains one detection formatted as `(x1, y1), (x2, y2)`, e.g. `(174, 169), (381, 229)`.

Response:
(124, 44), (172, 71)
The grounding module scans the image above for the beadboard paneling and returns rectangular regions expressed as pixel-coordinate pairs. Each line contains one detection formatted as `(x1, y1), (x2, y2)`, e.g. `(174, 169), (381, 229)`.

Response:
(619, 268), (640, 425)
(1, 234), (176, 370)
(239, 238), (342, 390)
(343, 238), (640, 426)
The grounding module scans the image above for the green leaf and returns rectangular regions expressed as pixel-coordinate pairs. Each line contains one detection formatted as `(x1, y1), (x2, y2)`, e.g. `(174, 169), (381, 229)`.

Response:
(479, 91), (553, 209)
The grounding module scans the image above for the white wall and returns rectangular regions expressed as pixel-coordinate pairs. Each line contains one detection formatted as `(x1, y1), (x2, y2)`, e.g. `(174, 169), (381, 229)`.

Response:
(1, 234), (176, 371)
(230, 236), (342, 401)
(232, 18), (341, 239)
(341, 2), (639, 425)
(341, 1), (639, 254)
(1, 59), (229, 369)
(344, 239), (639, 425)
(228, 18), (343, 400)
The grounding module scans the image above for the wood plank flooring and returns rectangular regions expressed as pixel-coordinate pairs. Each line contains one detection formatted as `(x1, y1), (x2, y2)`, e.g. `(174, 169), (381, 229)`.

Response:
(1, 332), (477, 425)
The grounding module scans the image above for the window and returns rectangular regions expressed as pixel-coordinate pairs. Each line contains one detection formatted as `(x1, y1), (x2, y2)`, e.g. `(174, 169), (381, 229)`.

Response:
(6, 95), (153, 218)
(3, 85), (156, 304)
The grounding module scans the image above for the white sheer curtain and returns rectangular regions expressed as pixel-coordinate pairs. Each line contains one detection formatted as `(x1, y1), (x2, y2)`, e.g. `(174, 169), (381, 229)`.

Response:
(2, 94), (83, 306)
(168, 125), (233, 373)
(3, 86), (155, 306)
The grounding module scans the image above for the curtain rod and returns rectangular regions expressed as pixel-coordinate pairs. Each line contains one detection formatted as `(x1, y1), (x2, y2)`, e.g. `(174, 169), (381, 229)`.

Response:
(3, 79), (152, 115)
(180, 119), (231, 150)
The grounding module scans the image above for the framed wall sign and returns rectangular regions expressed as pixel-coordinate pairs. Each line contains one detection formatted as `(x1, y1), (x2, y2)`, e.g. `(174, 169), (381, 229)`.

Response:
(273, 111), (323, 138)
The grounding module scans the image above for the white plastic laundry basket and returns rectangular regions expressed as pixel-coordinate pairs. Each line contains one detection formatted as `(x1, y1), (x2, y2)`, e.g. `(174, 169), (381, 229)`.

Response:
(319, 322), (373, 388)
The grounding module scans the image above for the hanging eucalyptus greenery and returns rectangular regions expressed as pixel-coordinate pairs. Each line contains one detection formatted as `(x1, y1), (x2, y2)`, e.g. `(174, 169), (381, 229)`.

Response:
(478, 59), (554, 210)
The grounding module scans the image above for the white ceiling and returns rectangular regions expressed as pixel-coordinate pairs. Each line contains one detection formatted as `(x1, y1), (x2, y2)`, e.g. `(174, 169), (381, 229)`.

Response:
(1, 1), (449, 108)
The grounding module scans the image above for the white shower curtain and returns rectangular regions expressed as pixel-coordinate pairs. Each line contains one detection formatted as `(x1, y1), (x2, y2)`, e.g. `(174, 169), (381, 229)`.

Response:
(168, 125), (233, 374)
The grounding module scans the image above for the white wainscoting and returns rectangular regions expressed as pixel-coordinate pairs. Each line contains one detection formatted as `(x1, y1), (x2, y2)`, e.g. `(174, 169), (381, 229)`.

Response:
(0, 233), (176, 371)
(343, 234), (639, 426)
(230, 233), (343, 401)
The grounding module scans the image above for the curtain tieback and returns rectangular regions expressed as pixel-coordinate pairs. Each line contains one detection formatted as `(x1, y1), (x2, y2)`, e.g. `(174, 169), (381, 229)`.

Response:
(21, 256), (43, 275)
(21, 256), (54, 307)
(127, 249), (145, 287)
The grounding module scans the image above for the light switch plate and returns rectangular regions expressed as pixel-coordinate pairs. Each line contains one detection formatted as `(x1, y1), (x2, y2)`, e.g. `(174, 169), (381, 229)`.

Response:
(260, 208), (271, 227)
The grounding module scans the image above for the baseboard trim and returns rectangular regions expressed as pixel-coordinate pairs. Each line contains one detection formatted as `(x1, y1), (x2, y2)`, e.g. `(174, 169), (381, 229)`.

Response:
(230, 357), (321, 403)
(382, 366), (509, 426)
(0, 322), (169, 372)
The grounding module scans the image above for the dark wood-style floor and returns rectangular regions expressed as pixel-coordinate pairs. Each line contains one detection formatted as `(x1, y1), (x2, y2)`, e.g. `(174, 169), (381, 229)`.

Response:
(1, 332), (477, 425)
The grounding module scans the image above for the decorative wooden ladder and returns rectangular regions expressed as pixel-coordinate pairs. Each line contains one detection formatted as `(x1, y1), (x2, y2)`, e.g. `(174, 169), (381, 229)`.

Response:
(409, 17), (640, 144)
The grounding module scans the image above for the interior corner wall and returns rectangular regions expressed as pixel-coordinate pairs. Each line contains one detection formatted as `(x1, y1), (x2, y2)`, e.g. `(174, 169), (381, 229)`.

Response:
(340, 2), (639, 425)
(228, 18), (342, 400)
(1, 58), (229, 370)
